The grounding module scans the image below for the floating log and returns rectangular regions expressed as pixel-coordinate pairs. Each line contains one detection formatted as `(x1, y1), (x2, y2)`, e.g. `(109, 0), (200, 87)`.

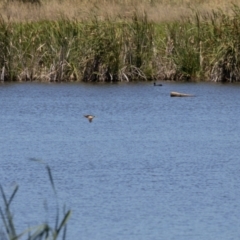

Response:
(170, 91), (194, 97)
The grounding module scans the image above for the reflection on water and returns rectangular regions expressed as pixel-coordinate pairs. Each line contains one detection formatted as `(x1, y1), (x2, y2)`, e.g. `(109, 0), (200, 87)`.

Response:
(0, 82), (240, 240)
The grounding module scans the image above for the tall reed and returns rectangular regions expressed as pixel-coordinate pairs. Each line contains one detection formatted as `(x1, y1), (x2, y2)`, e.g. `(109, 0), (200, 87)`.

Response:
(154, 5), (240, 82)
(1, 5), (240, 82)
(0, 13), (157, 82)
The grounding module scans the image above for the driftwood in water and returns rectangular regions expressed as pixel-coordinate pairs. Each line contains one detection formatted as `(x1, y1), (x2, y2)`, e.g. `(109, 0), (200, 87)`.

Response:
(170, 91), (194, 97)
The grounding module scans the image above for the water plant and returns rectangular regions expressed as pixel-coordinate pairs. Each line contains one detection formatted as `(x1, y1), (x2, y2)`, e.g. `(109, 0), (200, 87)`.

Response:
(0, 160), (71, 240)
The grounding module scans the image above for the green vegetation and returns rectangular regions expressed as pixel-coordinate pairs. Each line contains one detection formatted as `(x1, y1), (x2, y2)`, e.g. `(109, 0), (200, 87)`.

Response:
(1, 2), (240, 82)
(0, 160), (71, 240)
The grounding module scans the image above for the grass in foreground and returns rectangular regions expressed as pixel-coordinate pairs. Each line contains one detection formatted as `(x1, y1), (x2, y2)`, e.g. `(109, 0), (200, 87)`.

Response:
(0, 160), (71, 240)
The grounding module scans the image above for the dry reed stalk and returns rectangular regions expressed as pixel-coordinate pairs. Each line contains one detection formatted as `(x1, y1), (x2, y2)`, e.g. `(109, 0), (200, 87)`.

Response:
(0, 0), (239, 22)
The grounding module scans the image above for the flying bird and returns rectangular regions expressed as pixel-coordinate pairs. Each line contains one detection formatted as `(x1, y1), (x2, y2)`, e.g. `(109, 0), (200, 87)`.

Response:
(84, 115), (95, 123)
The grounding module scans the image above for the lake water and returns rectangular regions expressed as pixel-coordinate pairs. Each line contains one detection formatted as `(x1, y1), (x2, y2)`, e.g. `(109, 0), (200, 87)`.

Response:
(0, 81), (240, 240)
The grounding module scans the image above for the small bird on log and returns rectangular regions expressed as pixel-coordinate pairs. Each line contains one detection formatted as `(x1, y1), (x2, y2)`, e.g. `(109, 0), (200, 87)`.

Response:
(84, 115), (95, 123)
(154, 82), (162, 86)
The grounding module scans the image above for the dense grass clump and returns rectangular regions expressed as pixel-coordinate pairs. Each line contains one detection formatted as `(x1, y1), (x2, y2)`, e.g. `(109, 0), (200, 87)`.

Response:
(1, 5), (240, 82)
(0, 14), (158, 82)
(175, 5), (240, 82)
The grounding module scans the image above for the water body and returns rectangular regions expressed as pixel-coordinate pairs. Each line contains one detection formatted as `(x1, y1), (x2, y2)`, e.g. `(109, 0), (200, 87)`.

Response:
(0, 81), (240, 240)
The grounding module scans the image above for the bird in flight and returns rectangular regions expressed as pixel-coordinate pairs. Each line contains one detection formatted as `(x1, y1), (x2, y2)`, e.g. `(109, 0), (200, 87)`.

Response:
(84, 115), (95, 123)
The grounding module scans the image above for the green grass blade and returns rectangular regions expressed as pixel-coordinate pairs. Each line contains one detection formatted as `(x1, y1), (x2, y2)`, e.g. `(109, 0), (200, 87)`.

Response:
(56, 210), (71, 236)
(7, 185), (19, 208)
(46, 165), (56, 196)
(0, 185), (8, 208)
(26, 224), (50, 240)
(29, 158), (45, 164)
(0, 207), (8, 235)
(0, 185), (17, 239)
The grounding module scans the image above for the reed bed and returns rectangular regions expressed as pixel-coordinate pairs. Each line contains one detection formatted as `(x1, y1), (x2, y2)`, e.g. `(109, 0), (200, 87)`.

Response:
(1, 2), (240, 82)
(0, 14), (159, 82)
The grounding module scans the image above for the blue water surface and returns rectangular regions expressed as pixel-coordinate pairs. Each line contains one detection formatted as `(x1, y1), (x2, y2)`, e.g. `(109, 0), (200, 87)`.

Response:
(0, 81), (240, 240)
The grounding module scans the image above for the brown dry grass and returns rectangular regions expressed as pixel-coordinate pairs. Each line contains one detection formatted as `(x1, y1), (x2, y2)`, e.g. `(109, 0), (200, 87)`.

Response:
(0, 0), (239, 22)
